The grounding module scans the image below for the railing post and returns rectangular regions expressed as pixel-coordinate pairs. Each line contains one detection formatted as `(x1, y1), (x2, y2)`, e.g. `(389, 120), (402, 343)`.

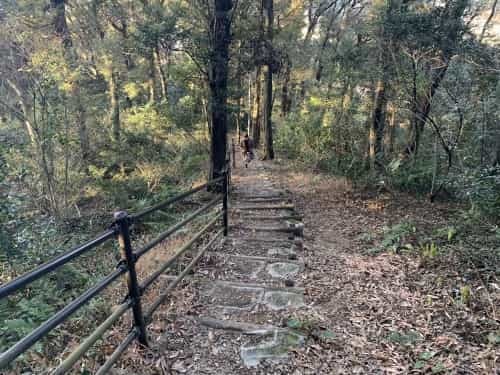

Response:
(113, 211), (148, 346)
(222, 169), (229, 236)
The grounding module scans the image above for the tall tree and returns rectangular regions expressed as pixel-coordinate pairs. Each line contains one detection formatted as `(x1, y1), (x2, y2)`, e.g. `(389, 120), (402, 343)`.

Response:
(209, 0), (233, 180)
(50, 0), (90, 167)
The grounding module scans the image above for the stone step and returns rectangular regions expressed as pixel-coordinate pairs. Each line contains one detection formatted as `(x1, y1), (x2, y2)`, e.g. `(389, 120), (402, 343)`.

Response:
(208, 252), (302, 265)
(233, 193), (287, 200)
(237, 197), (292, 204)
(234, 204), (295, 211)
(232, 214), (303, 222)
(240, 329), (304, 367)
(230, 223), (304, 237)
(200, 281), (305, 312)
(193, 317), (305, 367)
(220, 239), (301, 259)
(225, 236), (303, 247)
(201, 253), (304, 284)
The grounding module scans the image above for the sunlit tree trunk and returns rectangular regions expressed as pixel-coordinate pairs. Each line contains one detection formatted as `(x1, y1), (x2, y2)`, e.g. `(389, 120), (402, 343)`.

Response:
(252, 67), (262, 147)
(385, 103), (396, 156)
(148, 49), (160, 104)
(51, 0), (89, 168)
(155, 43), (168, 101)
(109, 69), (121, 143)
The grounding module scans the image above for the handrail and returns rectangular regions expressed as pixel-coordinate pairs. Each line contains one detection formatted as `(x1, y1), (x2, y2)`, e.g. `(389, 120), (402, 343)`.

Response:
(0, 165), (231, 372)
(144, 229), (224, 320)
(140, 212), (222, 292)
(96, 329), (138, 375)
(131, 176), (225, 221)
(0, 265), (127, 367)
(135, 195), (221, 259)
(0, 229), (117, 299)
(53, 301), (132, 374)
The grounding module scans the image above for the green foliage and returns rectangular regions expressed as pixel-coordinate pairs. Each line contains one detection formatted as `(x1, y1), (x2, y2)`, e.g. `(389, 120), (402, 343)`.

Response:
(460, 166), (500, 221)
(460, 285), (472, 305)
(370, 221), (416, 254)
(386, 158), (435, 194)
(434, 226), (458, 242)
(386, 330), (422, 346)
(420, 242), (439, 260)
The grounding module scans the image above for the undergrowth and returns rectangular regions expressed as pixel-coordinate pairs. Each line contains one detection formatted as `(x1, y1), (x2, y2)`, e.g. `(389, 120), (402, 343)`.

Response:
(0, 133), (209, 371)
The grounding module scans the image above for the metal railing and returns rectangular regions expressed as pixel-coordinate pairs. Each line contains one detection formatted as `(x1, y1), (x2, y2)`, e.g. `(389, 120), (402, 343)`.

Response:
(0, 165), (231, 373)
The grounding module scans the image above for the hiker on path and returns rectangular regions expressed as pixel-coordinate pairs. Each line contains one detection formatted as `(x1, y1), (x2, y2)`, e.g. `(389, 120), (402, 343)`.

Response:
(241, 133), (254, 168)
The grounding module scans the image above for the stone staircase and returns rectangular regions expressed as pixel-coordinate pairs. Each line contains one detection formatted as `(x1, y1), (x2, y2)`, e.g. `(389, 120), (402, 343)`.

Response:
(159, 157), (307, 373)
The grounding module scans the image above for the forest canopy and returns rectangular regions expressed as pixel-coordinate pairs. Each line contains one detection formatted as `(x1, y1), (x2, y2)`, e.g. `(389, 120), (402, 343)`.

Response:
(0, 0), (498, 221)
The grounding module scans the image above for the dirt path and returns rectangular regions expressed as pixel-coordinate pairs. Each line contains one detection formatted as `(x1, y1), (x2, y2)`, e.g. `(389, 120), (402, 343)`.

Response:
(123, 155), (498, 374)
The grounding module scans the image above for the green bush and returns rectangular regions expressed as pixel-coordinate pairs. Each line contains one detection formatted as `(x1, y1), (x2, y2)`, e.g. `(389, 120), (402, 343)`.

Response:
(460, 166), (500, 221)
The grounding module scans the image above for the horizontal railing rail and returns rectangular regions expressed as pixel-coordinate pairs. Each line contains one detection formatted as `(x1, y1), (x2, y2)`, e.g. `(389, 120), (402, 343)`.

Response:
(0, 164), (231, 373)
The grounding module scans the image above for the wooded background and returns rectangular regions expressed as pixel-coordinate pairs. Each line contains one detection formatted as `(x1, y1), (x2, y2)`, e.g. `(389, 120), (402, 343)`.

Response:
(0, 0), (499, 370)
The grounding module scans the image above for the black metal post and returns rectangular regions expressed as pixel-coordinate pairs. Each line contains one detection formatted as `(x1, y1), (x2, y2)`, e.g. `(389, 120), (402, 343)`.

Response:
(222, 170), (229, 236)
(113, 211), (148, 346)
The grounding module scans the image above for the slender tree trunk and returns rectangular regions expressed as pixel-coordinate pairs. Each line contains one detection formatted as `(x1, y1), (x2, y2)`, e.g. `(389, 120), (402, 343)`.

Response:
(51, 0), (89, 167)
(209, 0), (233, 181)
(315, 11), (337, 82)
(385, 103), (396, 155)
(252, 67), (262, 147)
(235, 46), (243, 142)
(263, 63), (274, 160)
(405, 1), (466, 156)
(363, 83), (376, 168)
(155, 44), (168, 101)
(148, 48), (159, 104)
(109, 69), (121, 143)
(247, 74), (252, 136)
(370, 78), (387, 169)
(74, 92), (89, 163)
(406, 63), (448, 156)
(281, 56), (291, 116)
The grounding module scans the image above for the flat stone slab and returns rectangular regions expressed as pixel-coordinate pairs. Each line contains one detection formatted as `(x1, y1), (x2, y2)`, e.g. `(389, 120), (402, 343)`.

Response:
(263, 291), (305, 310)
(227, 233), (296, 243)
(209, 284), (264, 310)
(206, 284), (305, 311)
(240, 330), (305, 367)
(224, 257), (266, 279)
(266, 262), (302, 279)
(205, 253), (303, 283)
(267, 247), (298, 259)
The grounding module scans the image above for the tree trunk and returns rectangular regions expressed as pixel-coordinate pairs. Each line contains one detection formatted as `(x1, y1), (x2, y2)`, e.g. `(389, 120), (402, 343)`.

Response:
(406, 63), (448, 156)
(405, 0), (467, 156)
(51, 0), (89, 167)
(252, 67), (262, 147)
(263, 63), (274, 160)
(110, 69), (121, 143)
(281, 56), (291, 117)
(155, 43), (168, 101)
(262, 0), (274, 160)
(148, 48), (159, 104)
(247, 74), (252, 136)
(370, 78), (387, 169)
(209, 0), (233, 181)
(385, 103), (396, 155)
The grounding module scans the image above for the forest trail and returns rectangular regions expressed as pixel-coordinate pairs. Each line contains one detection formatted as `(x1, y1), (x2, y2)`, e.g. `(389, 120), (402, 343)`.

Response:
(127, 149), (499, 374)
